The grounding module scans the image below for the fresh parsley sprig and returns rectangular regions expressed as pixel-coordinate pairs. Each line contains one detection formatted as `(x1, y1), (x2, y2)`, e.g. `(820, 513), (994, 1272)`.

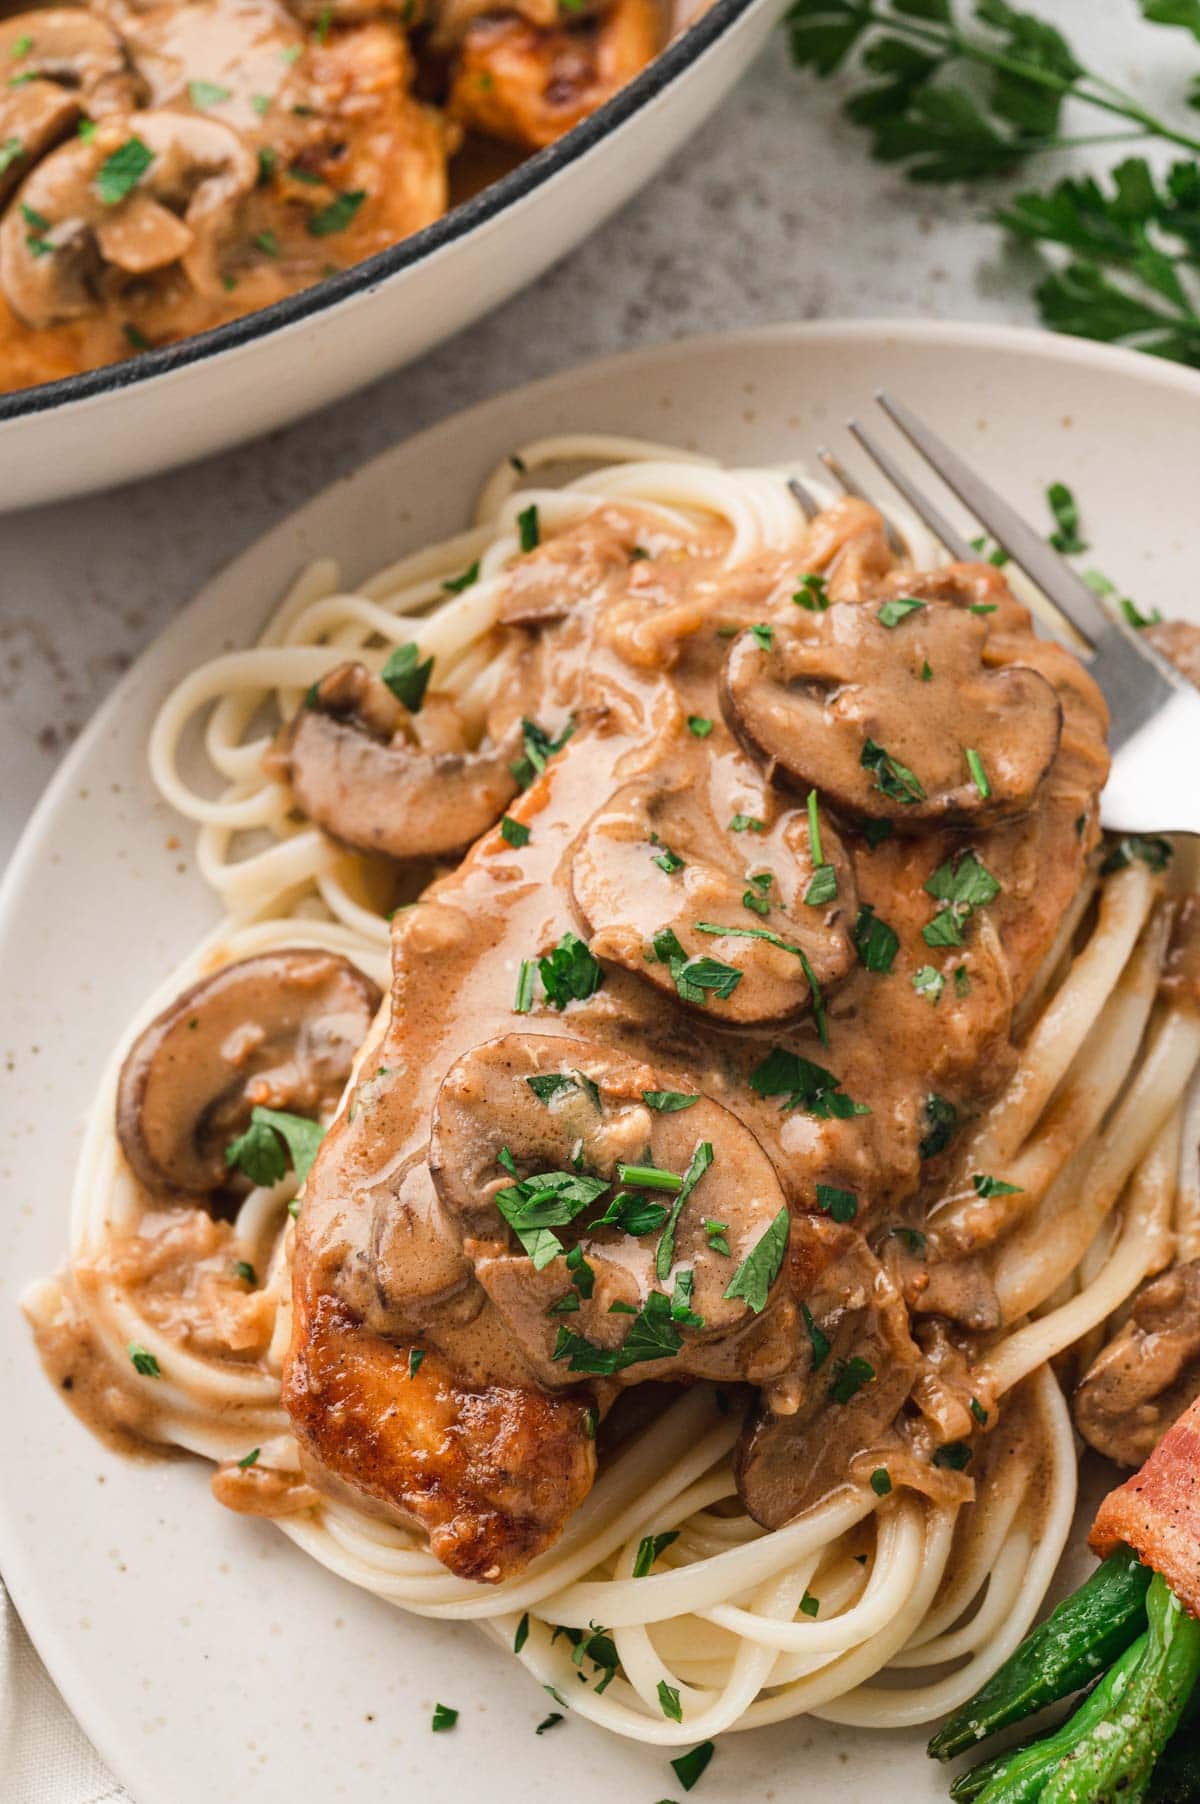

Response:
(786, 0), (1200, 364)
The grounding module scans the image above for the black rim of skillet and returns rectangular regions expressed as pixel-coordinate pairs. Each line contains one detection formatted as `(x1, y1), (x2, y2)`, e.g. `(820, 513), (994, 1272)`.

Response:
(0, 0), (759, 423)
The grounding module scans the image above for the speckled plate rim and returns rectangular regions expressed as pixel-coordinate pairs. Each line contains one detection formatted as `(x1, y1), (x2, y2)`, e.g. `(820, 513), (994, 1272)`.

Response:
(3, 317), (1200, 1804)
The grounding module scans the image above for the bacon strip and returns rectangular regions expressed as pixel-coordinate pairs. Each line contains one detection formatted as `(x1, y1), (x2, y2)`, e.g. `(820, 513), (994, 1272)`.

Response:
(1090, 1391), (1200, 1618)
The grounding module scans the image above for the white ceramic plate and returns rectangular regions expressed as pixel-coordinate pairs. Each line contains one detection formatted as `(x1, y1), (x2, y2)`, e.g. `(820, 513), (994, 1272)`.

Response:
(2, 319), (1198, 1804)
(0, 0), (781, 513)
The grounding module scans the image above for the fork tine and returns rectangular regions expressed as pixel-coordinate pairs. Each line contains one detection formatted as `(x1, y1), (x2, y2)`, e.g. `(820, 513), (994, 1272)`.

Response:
(874, 392), (1113, 648)
(845, 418), (976, 563)
(815, 446), (908, 557)
(787, 476), (820, 519)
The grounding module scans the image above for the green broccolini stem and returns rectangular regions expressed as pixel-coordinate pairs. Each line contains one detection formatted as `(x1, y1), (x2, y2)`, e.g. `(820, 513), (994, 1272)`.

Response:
(929, 1550), (1152, 1761)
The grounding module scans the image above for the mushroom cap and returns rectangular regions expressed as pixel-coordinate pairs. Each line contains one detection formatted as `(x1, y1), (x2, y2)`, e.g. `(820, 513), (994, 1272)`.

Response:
(278, 660), (520, 861)
(1073, 1259), (1200, 1469)
(735, 1215), (920, 1528)
(116, 947), (381, 1196)
(0, 10), (143, 206)
(721, 595), (1063, 832)
(0, 107), (255, 328)
(570, 777), (857, 1027)
(429, 1031), (796, 1392)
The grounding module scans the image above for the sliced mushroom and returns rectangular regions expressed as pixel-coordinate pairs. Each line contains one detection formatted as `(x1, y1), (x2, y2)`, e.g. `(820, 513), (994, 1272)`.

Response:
(276, 660), (520, 861)
(721, 590), (1063, 832)
(571, 778), (857, 1027)
(1074, 1260), (1200, 1468)
(429, 1032), (797, 1390)
(447, 0), (659, 150)
(116, 948), (381, 1196)
(0, 11), (142, 206)
(736, 1215), (920, 1528)
(368, 1152), (482, 1334)
(0, 108), (255, 327)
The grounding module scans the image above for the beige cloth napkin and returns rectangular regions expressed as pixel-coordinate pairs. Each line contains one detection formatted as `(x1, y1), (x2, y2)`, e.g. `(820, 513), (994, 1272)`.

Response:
(1, 1583), (132, 1804)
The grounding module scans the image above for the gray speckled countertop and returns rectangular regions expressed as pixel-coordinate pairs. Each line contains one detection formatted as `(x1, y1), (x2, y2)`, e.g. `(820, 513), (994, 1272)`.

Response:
(0, 3), (1158, 864)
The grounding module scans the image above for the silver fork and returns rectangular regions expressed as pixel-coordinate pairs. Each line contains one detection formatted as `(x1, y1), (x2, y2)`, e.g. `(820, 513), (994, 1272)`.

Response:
(790, 394), (1200, 838)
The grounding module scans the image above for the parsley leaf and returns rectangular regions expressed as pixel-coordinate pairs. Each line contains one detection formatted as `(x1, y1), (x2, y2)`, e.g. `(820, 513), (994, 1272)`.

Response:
(96, 136), (154, 205)
(655, 1141), (714, 1279)
(1100, 833), (1173, 875)
(226, 1106), (323, 1186)
(687, 715), (713, 736)
(815, 1183), (857, 1223)
(920, 1093), (959, 1161)
(877, 595), (926, 628)
(1046, 480), (1087, 554)
(188, 79), (232, 108)
(633, 1529), (679, 1577)
(750, 1046), (869, 1119)
(431, 1703), (458, 1731)
(851, 903), (899, 974)
(500, 814), (530, 847)
(517, 503), (539, 552)
(671, 1742), (715, 1792)
(801, 1300), (831, 1370)
(861, 736), (926, 804)
(538, 932), (603, 1009)
(722, 1206), (790, 1314)
(510, 714), (575, 787)
(642, 1089), (699, 1112)
(972, 1172), (1023, 1198)
(307, 189), (365, 236)
(658, 1680), (683, 1722)
(380, 641), (433, 712)
(830, 1354), (876, 1404)
(128, 1341), (161, 1378)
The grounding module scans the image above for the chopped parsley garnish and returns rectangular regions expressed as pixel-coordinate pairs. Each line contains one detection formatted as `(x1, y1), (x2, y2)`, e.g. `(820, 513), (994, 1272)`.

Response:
(670, 1268), (704, 1329)
(954, 965), (971, 998)
(804, 863), (839, 907)
(642, 1090), (699, 1112)
(188, 79), (232, 107)
(933, 1441), (973, 1471)
(800, 1591), (820, 1617)
(553, 1289), (686, 1374)
(252, 94), (272, 118)
(920, 659), (933, 681)
(652, 931), (743, 1006)
(1100, 834), (1173, 876)
(593, 1191), (668, 1236)
(965, 747), (991, 800)
(671, 1740), (715, 1791)
(722, 1206), (789, 1314)
(801, 1301), (830, 1370)
(255, 229), (279, 258)
(535, 1712), (564, 1734)
(743, 885), (770, 917)
(750, 622), (774, 649)
(861, 737), (926, 804)
(528, 1070), (599, 1108)
(923, 849), (1002, 946)
(257, 144), (277, 182)
(815, 1183), (857, 1224)
(226, 1106), (323, 1185)
(431, 1703), (458, 1732)
(237, 1447), (260, 1469)
(870, 1467), (892, 1496)
(687, 715), (713, 737)
(970, 534), (1009, 569)
(704, 1219), (730, 1256)
(548, 1291), (580, 1315)
(852, 904), (899, 974)
(381, 641), (433, 712)
(517, 503), (540, 552)
(538, 932), (603, 1009)
(10, 33), (32, 56)
(1047, 481), (1087, 555)
(889, 1225), (927, 1254)
(970, 1397), (989, 1426)
(793, 572), (829, 611)
(654, 1141), (714, 1279)
(1118, 595), (1163, 631)
(565, 1242), (595, 1299)
(232, 1260), (256, 1284)
(95, 136), (153, 206)
(280, 42), (303, 62)
(972, 1173), (1023, 1198)
(877, 596), (926, 628)
(583, 1405), (597, 1437)
(513, 958), (535, 1014)
(830, 1354), (876, 1404)
(750, 1046), (869, 1120)
(127, 1342), (161, 1378)
(495, 1167), (608, 1269)
(500, 814), (530, 848)
(658, 1680), (683, 1722)
(408, 1347), (425, 1378)
(307, 189), (365, 236)
(691, 924), (829, 1036)
(443, 560), (480, 593)
(729, 813), (765, 833)
(633, 1529), (679, 1577)
(514, 1612), (530, 1653)
(652, 842), (685, 875)
(0, 137), (24, 175)
(510, 714), (575, 787)
(920, 1094), (959, 1161)
(315, 2), (333, 40)
(7, 70), (36, 86)
(861, 818), (894, 848)
(912, 965), (944, 1005)
(969, 603), (997, 615)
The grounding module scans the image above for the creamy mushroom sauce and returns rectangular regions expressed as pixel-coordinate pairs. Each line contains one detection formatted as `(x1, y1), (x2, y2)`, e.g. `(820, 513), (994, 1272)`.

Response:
(279, 495), (1112, 1582)
(0, 0), (666, 391)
